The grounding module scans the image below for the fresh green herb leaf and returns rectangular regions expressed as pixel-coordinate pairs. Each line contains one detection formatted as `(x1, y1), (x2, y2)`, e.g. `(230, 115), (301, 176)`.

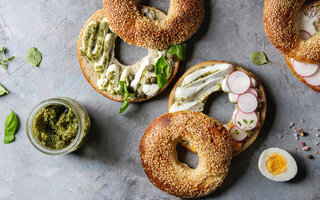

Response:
(155, 56), (170, 89)
(7, 56), (15, 61)
(245, 131), (252, 137)
(249, 119), (254, 124)
(243, 119), (248, 124)
(0, 46), (15, 70)
(4, 110), (19, 144)
(119, 100), (130, 114)
(250, 51), (270, 66)
(167, 43), (187, 61)
(119, 81), (133, 114)
(237, 121), (242, 127)
(1, 47), (5, 54)
(26, 47), (42, 67)
(0, 83), (8, 96)
(234, 130), (239, 135)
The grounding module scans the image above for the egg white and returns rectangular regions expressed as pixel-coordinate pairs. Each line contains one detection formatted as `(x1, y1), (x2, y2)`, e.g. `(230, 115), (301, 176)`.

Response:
(258, 147), (298, 182)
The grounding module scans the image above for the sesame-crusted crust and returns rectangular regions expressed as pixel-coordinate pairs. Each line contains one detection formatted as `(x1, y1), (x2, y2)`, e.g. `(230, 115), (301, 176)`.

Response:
(263, 0), (320, 64)
(168, 61), (267, 156)
(77, 9), (180, 103)
(103, 0), (205, 50)
(285, 56), (320, 92)
(140, 111), (232, 198)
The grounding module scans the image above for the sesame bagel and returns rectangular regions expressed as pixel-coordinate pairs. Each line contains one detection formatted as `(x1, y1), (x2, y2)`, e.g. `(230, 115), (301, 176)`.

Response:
(285, 55), (320, 92)
(140, 111), (232, 199)
(263, 0), (320, 63)
(77, 8), (180, 103)
(168, 61), (267, 156)
(103, 0), (205, 50)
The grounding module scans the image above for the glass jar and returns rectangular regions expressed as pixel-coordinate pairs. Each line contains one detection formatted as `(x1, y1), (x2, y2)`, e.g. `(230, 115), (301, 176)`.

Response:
(26, 97), (91, 155)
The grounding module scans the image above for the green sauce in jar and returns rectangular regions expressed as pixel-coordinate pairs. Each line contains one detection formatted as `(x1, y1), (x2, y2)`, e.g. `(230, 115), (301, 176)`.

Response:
(32, 104), (79, 150)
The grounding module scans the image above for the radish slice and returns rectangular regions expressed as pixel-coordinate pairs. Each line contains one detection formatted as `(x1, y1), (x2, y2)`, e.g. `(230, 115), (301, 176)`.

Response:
(299, 30), (312, 39)
(237, 93), (258, 113)
(234, 111), (258, 131)
(230, 126), (247, 141)
(304, 68), (320, 86)
(292, 59), (318, 77)
(227, 71), (251, 94)
(246, 88), (258, 98)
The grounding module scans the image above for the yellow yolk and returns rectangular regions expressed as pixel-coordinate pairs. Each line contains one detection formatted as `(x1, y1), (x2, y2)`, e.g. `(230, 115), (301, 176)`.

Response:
(266, 153), (287, 176)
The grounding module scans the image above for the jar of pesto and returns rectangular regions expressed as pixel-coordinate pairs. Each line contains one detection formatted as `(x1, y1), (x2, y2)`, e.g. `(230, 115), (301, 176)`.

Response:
(26, 97), (90, 155)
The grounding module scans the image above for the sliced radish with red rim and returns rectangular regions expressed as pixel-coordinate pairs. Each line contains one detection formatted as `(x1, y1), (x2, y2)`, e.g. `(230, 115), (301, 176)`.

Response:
(230, 126), (248, 141)
(246, 88), (258, 98)
(304, 68), (320, 86)
(234, 111), (258, 131)
(299, 30), (312, 39)
(292, 59), (318, 77)
(227, 71), (251, 94)
(237, 93), (258, 113)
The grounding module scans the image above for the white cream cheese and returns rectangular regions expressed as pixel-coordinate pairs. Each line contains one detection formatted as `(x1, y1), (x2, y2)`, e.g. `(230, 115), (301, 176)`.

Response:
(85, 9), (172, 98)
(169, 63), (233, 113)
(295, 7), (320, 36)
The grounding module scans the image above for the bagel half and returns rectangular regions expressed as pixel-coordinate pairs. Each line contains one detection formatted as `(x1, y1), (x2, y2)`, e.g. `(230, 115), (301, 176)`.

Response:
(168, 61), (267, 156)
(77, 8), (180, 103)
(140, 111), (232, 198)
(285, 56), (320, 92)
(263, 0), (320, 63)
(103, 0), (205, 50)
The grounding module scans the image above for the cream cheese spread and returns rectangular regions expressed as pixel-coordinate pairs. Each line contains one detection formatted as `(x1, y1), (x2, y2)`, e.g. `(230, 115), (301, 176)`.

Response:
(81, 10), (173, 99)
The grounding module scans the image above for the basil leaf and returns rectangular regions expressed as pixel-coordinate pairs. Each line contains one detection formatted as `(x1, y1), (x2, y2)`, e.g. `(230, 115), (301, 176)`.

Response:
(155, 56), (170, 89)
(8, 56), (15, 61)
(250, 51), (270, 66)
(245, 131), (252, 137)
(26, 47), (42, 67)
(167, 43), (187, 61)
(1, 47), (5, 54)
(119, 81), (132, 113)
(0, 84), (8, 96)
(4, 110), (19, 144)
(119, 100), (130, 114)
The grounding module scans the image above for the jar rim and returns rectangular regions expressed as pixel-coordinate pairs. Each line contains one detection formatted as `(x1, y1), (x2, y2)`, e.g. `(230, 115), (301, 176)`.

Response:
(26, 97), (86, 155)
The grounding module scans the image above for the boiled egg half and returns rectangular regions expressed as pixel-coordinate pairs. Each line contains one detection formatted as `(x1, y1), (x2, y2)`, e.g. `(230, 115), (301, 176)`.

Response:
(258, 147), (297, 182)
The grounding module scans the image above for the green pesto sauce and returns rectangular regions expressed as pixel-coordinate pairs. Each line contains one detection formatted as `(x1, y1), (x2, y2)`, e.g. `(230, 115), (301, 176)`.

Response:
(32, 104), (79, 150)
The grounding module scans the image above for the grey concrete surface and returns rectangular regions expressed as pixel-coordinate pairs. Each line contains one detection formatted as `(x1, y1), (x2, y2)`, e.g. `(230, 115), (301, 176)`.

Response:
(0, 0), (320, 199)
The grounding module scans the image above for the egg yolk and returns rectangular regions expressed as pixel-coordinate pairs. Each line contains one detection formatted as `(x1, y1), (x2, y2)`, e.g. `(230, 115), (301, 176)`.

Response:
(266, 153), (287, 176)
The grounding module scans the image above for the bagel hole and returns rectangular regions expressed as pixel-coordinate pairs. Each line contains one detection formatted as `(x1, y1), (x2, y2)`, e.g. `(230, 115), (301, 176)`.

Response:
(176, 142), (199, 169)
(138, 0), (170, 14)
(204, 91), (235, 124)
(114, 38), (147, 66)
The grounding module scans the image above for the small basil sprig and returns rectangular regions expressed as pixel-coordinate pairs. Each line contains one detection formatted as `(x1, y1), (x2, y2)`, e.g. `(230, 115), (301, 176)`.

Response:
(155, 56), (170, 89)
(0, 47), (15, 70)
(4, 110), (19, 144)
(250, 51), (270, 66)
(245, 131), (252, 137)
(119, 81), (133, 114)
(167, 43), (187, 61)
(0, 83), (8, 96)
(26, 47), (42, 67)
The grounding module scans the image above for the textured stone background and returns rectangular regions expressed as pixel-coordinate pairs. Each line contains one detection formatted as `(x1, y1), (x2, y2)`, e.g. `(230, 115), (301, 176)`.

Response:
(0, 0), (320, 199)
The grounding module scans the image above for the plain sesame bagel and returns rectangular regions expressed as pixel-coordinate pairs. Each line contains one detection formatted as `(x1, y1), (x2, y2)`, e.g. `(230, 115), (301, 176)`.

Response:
(77, 8), (180, 103)
(285, 55), (320, 92)
(263, 0), (320, 64)
(103, 0), (205, 50)
(168, 61), (267, 156)
(140, 111), (232, 199)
